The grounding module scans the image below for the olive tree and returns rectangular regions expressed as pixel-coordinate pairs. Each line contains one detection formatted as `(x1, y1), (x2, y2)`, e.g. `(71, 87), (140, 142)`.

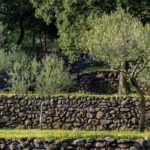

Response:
(80, 9), (150, 131)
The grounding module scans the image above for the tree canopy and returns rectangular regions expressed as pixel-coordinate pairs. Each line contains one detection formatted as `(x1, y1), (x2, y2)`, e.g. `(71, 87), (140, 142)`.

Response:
(0, 0), (149, 61)
(80, 9), (150, 72)
(30, 0), (150, 61)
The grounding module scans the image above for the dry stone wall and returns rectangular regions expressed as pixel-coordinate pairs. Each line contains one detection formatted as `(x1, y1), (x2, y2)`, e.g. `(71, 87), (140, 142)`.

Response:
(0, 138), (150, 149)
(75, 71), (118, 94)
(76, 71), (150, 94)
(0, 95), (150, 130)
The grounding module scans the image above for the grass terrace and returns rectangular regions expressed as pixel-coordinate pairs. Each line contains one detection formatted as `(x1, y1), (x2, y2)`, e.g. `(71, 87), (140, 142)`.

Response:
(0, 92), (150, 98)
(0, 130), (150, 139)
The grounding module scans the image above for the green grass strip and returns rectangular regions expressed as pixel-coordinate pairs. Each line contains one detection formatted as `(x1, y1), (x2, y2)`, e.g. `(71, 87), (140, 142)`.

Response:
(55, 92), (150, 99)
(0, 130), (150, 139)
(1, 91), (150, 99)
(1, 92), (150, 99)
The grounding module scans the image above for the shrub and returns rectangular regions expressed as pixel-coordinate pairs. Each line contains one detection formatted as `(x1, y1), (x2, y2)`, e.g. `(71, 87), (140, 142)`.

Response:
(0, 49), (12, 71)
(8, 52), (32, 93)
(0, 48), (73, 94)
(35, 55), (73, 95)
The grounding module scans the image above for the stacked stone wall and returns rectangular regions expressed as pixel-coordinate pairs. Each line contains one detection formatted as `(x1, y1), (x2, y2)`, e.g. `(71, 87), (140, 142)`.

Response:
(0, 138), (150, 149)
(0, 95), (150, 129)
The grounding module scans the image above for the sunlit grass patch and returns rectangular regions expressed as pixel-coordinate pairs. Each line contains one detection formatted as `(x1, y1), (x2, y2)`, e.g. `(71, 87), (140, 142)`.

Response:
(0, 129), (150, 139)
(0, 91), (150, 99)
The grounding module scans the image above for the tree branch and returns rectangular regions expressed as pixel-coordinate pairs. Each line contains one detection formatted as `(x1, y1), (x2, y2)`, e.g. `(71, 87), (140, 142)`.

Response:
(134, 59), (150, 78)
(131, 56), (142, 78)
(17, 17), (25, 45)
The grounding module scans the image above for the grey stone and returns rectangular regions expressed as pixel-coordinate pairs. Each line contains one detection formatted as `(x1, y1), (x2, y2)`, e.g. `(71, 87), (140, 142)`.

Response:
(120, 108), (130, 112)
(118, 143), (130, 149)
(133, 142), (143, 150)
(86, 113), (93, 119)
(25, 120), (30, 126)
(9, 142), (20, 150)
(96, 112), (103, 119)
(143, 139), (150, 149)
(61, 138), (73, 143)
(85, 143), (93, 149)
(95, 142), (105, 148)
(33, 139), (41, 148)
(48, 144), (58, 150)
(130, 146), (140, 150)
(121, 100), (129, 106)
(118, 139), (132, 143)
(131, 118), (136, 124)
(2, 116), (9, 122)
(73, 139), (86, 146)
(0, 105), (4, 109)
(0, 143), (6, 149)
(86, 138), (96, 143)
(105, 137), (115, 143)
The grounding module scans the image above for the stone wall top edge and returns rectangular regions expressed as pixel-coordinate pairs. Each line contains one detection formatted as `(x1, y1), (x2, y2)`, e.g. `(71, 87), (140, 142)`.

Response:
(0, 94), (148, 99)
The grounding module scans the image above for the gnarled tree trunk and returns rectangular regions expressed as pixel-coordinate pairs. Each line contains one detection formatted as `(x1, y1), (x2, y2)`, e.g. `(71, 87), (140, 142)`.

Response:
(130, 77), (145, 131)
(118, 61), (128, 95)
(118, 71), (127, 95)
(17, 18), (25, 45)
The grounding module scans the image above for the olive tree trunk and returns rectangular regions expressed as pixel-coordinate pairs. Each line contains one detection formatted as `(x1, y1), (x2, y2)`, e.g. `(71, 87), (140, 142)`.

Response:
(130, 77), (145, 131)
(118, 62), (128, 95)
(17, 18), (25, 45)
(118, 71), (128, 95)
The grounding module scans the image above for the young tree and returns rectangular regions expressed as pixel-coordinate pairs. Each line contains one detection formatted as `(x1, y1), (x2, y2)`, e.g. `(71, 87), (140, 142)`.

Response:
(79, 9), (150, 131)
(36, 55), (73, 95)
(0, 49), (12, 71)
(8, 51), (33, 93)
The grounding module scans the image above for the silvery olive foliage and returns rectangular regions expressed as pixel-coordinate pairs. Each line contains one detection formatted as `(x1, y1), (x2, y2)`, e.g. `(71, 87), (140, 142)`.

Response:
(30, 0), (150, 62)
(79, 9), (150, 80)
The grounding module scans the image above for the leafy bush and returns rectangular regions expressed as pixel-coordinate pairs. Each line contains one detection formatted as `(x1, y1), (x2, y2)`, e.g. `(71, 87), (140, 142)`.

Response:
(0, 49), (12, 71)
(36, 55), (73, 95)
(8, 52), (32, 93)
(0, 45), (73, 94)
